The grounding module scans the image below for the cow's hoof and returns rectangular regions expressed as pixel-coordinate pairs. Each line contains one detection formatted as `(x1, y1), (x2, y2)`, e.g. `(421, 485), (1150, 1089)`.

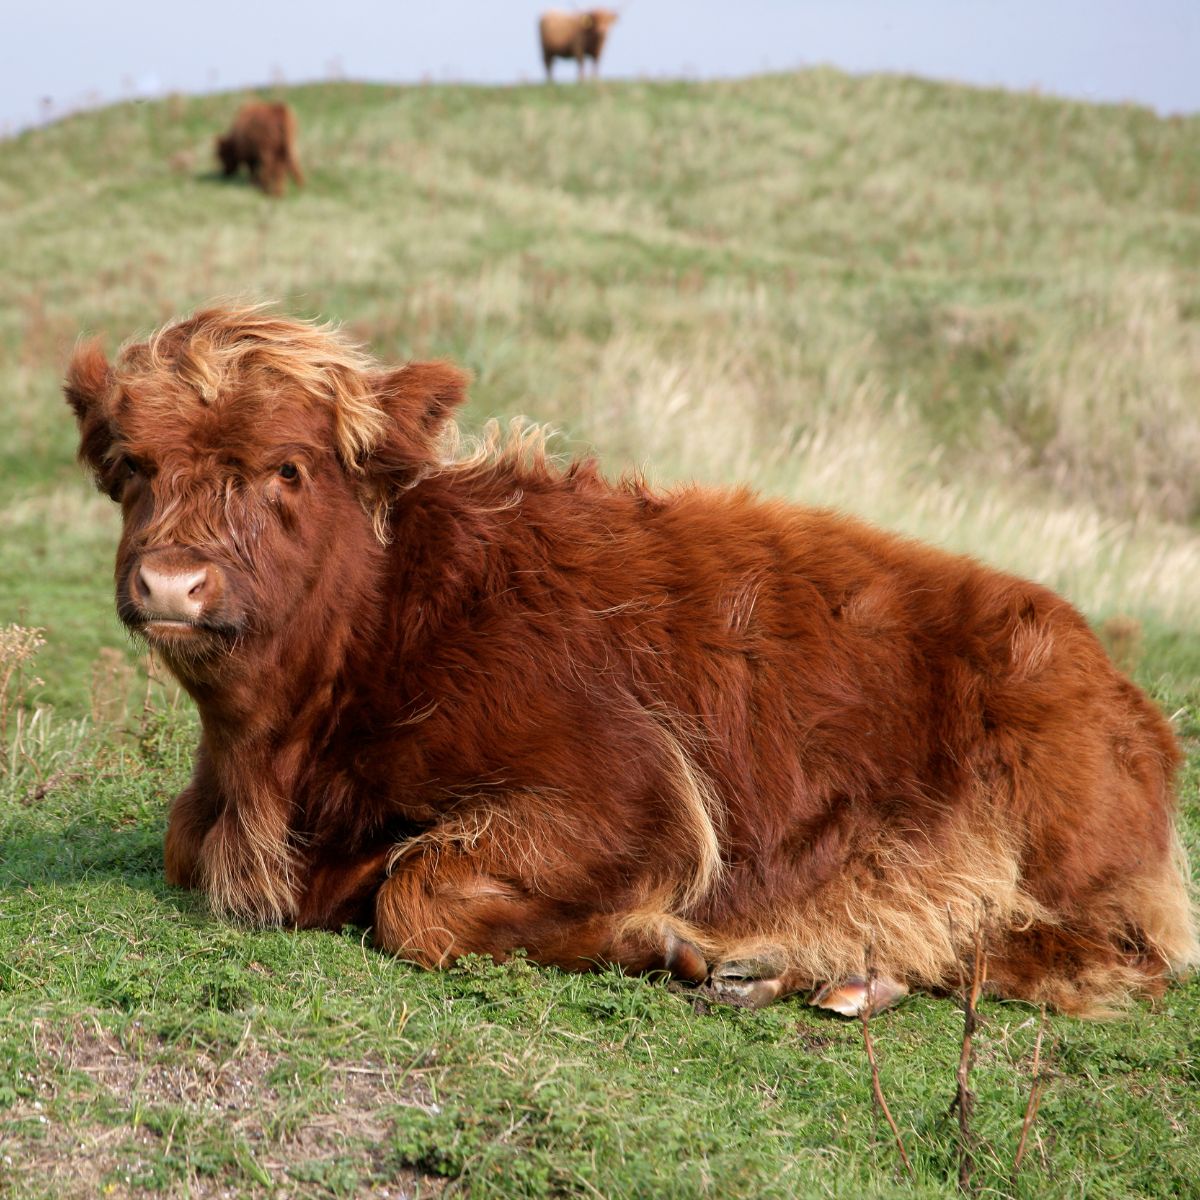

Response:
(704, 959), (787, 1009)
(664, 932), (709, 983)
(810, 975), (908, 1017)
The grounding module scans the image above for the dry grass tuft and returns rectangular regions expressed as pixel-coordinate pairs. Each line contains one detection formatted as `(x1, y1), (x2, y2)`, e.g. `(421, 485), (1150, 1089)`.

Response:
(90, 647), (134, 730)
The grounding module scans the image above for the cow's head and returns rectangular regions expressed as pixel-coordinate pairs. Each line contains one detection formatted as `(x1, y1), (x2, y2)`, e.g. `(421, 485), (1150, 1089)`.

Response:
(592, 9), (619, 36)
(65, 306), (468, 679)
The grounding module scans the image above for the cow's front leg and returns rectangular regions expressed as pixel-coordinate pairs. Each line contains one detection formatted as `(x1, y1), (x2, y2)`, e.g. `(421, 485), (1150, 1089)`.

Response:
(295, 846), (394, 930)
(196, 800), (299, 926)
(164, 783), (220, 890)
(373, 833), (707, 983)
(164, 743), (224, 891)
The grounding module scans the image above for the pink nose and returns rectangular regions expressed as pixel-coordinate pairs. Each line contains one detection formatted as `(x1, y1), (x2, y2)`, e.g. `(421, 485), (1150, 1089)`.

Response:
(136, 564), (210, 621)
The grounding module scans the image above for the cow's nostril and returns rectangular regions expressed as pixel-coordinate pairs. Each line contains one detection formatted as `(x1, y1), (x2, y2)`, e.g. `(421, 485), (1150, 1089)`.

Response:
(136, 563), (211, 621)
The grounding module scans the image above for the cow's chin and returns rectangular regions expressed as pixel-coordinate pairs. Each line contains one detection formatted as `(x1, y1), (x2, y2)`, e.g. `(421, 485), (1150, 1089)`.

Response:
(127, 617), (239, 667)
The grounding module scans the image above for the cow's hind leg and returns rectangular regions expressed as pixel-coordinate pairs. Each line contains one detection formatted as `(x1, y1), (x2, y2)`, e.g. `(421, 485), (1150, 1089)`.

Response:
(259, 155), (286, 197)
(983, 920), (1173, 1015)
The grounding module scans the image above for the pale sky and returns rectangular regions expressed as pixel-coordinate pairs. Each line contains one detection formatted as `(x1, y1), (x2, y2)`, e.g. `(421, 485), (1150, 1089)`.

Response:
(4, 1), (1197, 135)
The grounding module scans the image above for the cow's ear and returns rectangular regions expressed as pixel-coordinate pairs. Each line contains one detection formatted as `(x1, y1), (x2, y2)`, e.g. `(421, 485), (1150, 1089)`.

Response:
(366, 360), (470, 482)
(64, 339), (120, 499)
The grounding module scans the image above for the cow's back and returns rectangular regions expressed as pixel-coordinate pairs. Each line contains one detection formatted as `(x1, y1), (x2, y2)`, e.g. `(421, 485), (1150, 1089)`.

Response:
(617, 489), (1180, 943)
(441, 477), (1179, 922)
(539, 10), (583, 56)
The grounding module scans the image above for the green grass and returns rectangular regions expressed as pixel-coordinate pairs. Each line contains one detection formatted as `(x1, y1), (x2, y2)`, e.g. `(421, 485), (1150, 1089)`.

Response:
(2, 71), (1200, 1197)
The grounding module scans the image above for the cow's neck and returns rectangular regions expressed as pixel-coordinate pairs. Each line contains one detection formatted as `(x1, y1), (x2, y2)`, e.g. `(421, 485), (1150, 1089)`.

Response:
(182, 471), (505, 810)
(379, 468), (503, 661)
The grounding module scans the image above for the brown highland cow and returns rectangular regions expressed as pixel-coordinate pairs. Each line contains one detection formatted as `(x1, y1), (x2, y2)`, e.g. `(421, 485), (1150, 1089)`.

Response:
(539, 9), (618, 81)
(215, 102), (304, 196)
(65, 305), (1197, 1017)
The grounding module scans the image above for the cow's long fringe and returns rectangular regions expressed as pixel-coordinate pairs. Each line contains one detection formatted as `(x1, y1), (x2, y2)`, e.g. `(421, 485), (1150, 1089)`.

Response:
(116, 303), (389, 471)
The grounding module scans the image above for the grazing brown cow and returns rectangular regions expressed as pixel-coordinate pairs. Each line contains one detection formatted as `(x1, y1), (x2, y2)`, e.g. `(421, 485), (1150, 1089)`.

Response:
(65, 306), (1197, 1017)
(539, 9), (618, 81)
(215, 102), (304, 196)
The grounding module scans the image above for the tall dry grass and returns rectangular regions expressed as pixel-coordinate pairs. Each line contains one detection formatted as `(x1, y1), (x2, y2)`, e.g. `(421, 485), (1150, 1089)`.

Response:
(568, 330), (1200, 631)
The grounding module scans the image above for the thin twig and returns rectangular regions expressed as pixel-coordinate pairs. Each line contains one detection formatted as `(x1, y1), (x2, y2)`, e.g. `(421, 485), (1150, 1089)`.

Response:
(137, 651), (159, 744)
(953, 912), (987, 1194)
(1012, 1007), (1049, 1180)
(860, 949), (914, 1178)
(946, 904), (964, 993)
(20, 765), (83, 807)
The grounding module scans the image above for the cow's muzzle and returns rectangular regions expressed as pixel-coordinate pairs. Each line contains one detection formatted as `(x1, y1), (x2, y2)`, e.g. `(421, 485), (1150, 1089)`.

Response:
(123, 547), (238, 641)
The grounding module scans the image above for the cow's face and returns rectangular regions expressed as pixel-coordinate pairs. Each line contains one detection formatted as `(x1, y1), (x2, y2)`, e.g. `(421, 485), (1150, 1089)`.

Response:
(65, 308), (467, 679)
(102, 386), (354, 668)
(593, 10), (618, 37)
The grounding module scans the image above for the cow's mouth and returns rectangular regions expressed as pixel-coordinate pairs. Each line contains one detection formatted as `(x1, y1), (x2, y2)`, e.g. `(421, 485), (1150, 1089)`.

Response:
(121, 607), (242, 650)
(141, 616), (239, 636)
(144, 618), (204, 637)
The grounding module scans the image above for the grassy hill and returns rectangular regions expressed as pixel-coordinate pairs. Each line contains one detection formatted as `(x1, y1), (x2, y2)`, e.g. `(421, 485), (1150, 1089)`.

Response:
(1, 73), (1199, 1198)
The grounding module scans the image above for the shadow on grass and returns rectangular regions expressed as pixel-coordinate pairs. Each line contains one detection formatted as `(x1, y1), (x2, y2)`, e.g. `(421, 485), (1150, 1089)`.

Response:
(0, 820), (164, 889)
(193, 169), (257, 190)
(191, 169), (301, 202)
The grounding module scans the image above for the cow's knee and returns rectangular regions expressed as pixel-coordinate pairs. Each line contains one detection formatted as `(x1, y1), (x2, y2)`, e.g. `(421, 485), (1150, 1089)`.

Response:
(374, 847), (522, 966)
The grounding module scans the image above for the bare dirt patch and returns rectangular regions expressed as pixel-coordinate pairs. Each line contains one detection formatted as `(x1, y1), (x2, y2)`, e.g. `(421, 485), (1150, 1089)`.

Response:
(1, 1015), (446, 1199)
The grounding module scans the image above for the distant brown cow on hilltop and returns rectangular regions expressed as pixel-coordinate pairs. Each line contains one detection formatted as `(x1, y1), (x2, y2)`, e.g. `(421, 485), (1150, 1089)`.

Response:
(540, 9), (619, 81)
(215, 101), (304, 197)
(65, 305), (1197, 1018)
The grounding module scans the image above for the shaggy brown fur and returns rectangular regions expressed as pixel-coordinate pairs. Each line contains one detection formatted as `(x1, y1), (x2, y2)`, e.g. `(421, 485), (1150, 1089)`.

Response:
(215, 102), (304, 196)
(65, 304), (1198, 1017)
(539, 9), (618, 81)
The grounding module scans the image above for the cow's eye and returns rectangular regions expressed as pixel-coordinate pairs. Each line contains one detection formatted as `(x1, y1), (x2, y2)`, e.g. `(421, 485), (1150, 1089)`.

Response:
(278, 462), (299, 481)
(122, 455), (141, 478)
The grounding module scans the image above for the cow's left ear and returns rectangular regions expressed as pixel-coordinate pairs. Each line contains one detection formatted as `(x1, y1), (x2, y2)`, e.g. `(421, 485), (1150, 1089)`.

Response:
(366, 360), (470, 482)
(64, 338), (120, 499)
